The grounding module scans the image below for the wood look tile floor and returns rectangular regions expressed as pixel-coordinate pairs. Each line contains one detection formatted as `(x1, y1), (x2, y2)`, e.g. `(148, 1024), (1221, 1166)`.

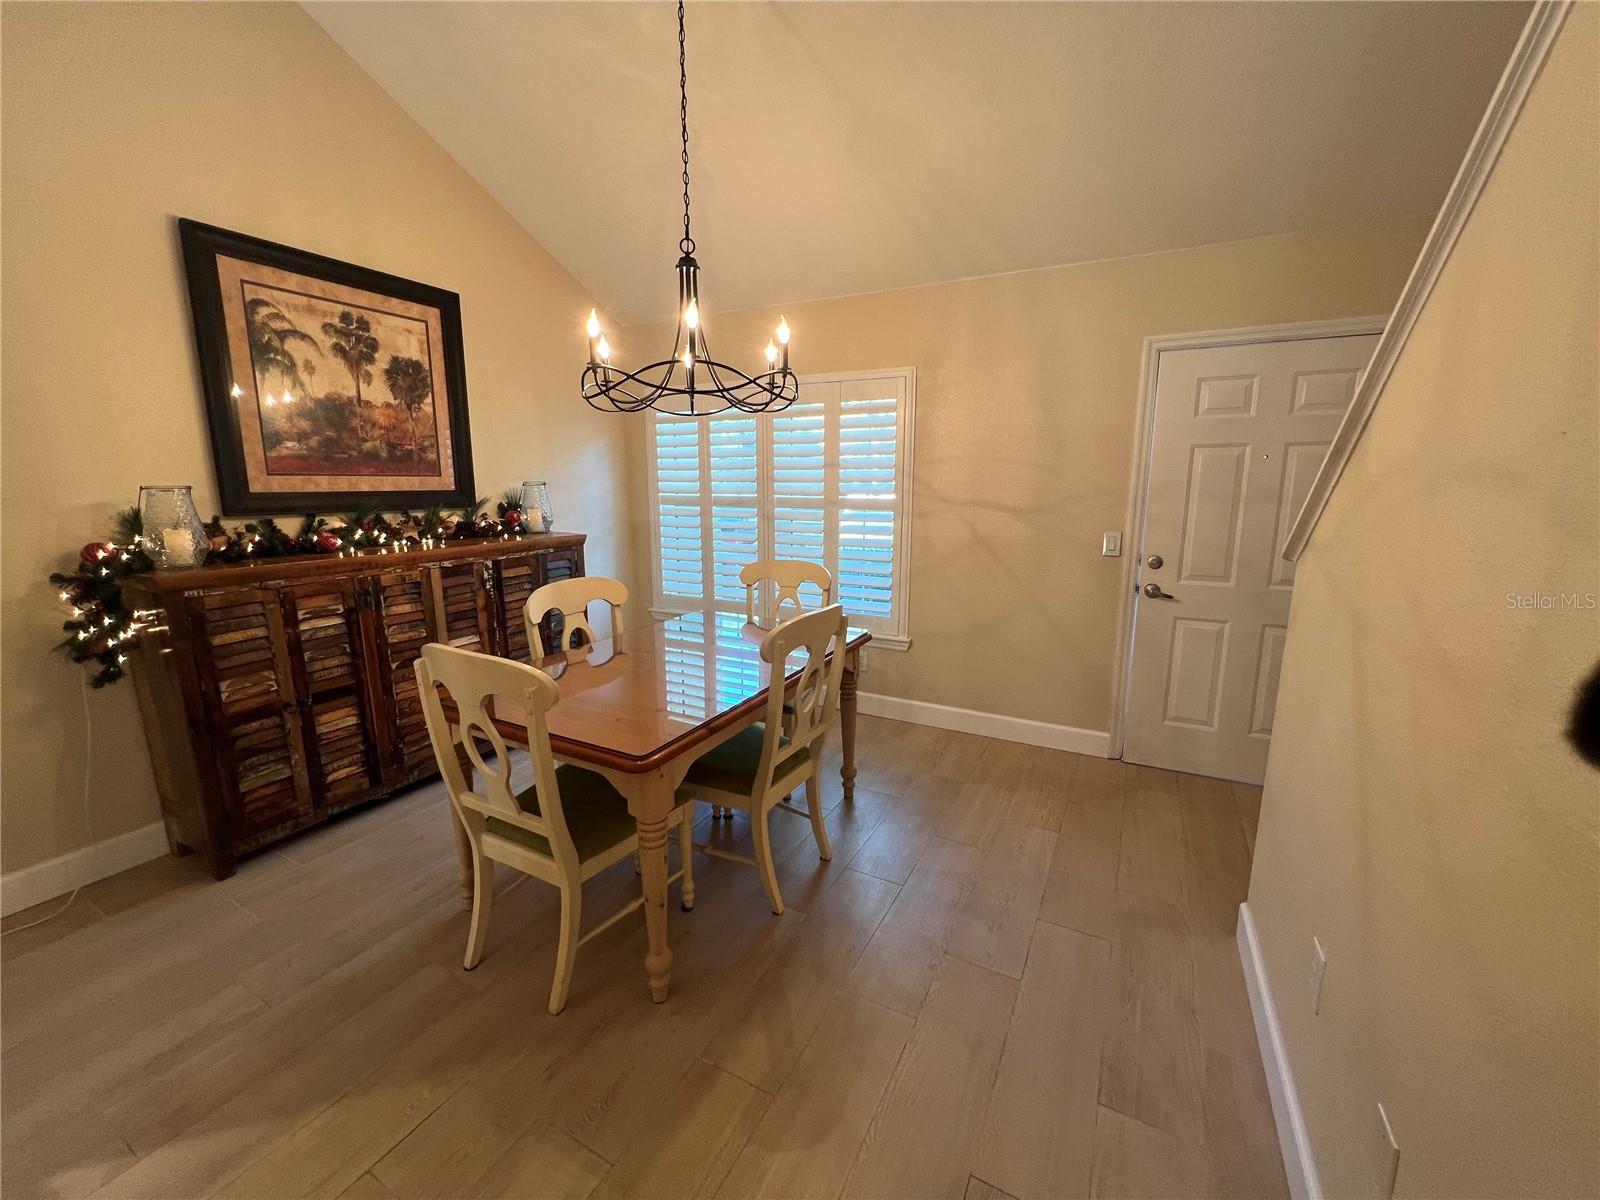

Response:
(1, 716), (1286, 1200)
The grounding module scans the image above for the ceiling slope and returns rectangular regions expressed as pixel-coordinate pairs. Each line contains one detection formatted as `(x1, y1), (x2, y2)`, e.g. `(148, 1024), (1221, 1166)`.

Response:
(306, 1), (1530, 323)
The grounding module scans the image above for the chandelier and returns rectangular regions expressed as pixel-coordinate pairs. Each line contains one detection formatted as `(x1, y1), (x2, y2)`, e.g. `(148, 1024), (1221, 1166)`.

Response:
(581, 0), (795, 416)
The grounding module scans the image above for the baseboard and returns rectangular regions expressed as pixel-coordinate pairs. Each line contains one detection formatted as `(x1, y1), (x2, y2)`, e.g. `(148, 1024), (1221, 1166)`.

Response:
(1237, 901), (1322, 1200)
(857, 692), (1112, 757)
(0, 822), (170, 918)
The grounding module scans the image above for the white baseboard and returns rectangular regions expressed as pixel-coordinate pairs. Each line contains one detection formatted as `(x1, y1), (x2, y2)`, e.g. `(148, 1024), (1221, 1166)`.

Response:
(1, 822), (170, 919)
(857, 692), (1111, 758)
(1237, 901), (1321, 1200)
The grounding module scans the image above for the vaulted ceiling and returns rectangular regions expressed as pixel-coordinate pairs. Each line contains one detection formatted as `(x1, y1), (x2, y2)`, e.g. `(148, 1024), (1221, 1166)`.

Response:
(305, 1), (1528, 324)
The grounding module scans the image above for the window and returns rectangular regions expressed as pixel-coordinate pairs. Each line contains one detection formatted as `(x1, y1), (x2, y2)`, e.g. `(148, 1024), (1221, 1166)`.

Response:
(648, 368), (913, 649)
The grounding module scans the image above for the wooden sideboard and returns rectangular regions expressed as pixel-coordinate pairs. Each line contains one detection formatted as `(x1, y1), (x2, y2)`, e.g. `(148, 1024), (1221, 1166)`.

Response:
(122, 533), (585, 879)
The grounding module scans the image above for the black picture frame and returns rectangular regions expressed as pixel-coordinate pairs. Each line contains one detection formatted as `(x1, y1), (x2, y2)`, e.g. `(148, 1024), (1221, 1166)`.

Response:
(178, 218), (476, 516)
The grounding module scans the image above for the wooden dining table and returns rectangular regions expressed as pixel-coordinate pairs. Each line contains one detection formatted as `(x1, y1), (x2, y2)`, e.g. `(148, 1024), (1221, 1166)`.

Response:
(444, 609), (870, 1003)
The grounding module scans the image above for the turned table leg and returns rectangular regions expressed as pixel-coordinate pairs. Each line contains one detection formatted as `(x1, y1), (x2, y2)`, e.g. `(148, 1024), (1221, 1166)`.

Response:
(840, 650), (860, 801)
(621, 768), (680, 1003)
(451, 741), (477, 910)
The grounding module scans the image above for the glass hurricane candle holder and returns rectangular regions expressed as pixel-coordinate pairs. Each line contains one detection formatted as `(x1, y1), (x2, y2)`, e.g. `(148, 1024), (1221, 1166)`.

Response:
(138, 485), (209, 569)
(520, 480), (554, 533)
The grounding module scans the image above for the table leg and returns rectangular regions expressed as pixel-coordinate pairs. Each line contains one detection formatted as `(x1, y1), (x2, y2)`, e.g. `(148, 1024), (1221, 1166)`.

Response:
(621, 768), (680, 1003)
(840, 650), (860, 801)
(451, 742), (477, 910)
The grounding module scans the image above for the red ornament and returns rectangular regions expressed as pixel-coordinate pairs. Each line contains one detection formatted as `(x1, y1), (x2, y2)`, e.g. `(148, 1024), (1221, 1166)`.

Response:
(502, 507), (523, 529)
(314, 530), (343, 554)
(80, 541), (113, 565)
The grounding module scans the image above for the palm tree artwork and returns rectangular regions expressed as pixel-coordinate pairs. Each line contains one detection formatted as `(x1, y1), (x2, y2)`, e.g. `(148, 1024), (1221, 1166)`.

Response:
(321, 310), (381, 443)
(381, 355), (434, 469)
(245, 298), (318, 401)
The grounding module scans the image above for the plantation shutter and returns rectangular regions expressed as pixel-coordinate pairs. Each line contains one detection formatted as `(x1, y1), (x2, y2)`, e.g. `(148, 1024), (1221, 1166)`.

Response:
(649, 368), (911, 646)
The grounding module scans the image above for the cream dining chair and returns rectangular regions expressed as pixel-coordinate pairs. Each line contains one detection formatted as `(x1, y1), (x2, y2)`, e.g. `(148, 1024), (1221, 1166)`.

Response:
(416, 642), (693, 1013)
(714, 558), (834, 819)
(739, 558), (833, 624)
(677, 604), (848, 915)
(524, 575), (628, 659)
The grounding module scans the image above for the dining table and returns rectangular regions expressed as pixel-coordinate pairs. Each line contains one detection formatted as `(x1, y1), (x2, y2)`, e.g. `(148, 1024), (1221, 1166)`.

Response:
(442, 608), (870, 1003)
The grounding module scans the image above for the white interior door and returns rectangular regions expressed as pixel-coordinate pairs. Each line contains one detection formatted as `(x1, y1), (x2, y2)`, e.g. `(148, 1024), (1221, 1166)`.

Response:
(1123, 332), (1378, 783)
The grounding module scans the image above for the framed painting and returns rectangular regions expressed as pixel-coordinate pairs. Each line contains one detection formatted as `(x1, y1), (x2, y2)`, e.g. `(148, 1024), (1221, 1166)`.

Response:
(179, 218), (475, 516)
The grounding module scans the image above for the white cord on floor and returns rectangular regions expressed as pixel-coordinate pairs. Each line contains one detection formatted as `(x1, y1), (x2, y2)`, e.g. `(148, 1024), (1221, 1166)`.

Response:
(3, 676), (96, 934)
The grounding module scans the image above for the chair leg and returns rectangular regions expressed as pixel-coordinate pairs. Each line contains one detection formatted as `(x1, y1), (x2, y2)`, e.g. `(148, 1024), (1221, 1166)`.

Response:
(549, 884), (581, 1015)
(805, 772), (832, 861)
(463, 847), (493, 970)
(678, 813), (696, 911)
(752, 805), (784, 916)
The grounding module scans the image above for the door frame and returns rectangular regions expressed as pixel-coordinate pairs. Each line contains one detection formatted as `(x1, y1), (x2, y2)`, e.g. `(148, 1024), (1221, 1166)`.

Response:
(1107, 316), (1388, 761)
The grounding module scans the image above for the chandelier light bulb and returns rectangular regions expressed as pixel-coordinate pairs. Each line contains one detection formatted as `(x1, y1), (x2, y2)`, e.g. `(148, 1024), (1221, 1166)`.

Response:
(586, 309), (602, 338)
(764, 340), (778, 365)
(685, 300), (699, 330)
(683, 350), (695, 368)
(776, 316), (790, 345)
(596, 336), (612, 361)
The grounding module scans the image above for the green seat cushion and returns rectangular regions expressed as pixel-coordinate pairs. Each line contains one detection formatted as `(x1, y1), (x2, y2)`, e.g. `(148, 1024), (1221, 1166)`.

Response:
(684, 723), (809, 796)
(485, 764), (635, 861)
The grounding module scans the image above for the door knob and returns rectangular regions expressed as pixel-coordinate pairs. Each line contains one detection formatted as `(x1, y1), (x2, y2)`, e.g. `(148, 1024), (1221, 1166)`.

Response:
(1146, 554), (1164, 570)
(1143, 582), (1176, 600)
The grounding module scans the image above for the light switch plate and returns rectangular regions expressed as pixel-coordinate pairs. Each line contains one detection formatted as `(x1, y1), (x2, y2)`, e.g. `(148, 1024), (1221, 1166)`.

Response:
(1102, 531), (1122, 557)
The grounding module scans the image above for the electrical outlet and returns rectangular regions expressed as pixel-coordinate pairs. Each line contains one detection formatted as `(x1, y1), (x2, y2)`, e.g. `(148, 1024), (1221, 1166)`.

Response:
(1373, 1103), (1400, 1199)
(1306, 937), (1327, 1014)
(1102, 531), (1122, 556)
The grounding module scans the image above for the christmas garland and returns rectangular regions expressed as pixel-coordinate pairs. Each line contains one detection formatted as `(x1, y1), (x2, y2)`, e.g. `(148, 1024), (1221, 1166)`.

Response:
(52, 490), (537, 687)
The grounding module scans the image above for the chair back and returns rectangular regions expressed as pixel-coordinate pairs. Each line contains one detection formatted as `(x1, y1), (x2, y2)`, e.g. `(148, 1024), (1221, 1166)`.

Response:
(740, 558), (833, 623)
(525, 576), (628, 659)
(416, 643), (579, 869)
(756, 604), (848, 786)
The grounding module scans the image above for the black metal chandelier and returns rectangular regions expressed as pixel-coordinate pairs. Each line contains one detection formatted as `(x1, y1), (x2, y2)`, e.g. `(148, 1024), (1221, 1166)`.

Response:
(581, 0), (795, 416)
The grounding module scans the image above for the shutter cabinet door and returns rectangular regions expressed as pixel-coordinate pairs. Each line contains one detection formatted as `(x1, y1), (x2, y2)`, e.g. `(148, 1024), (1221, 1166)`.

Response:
(370, 569), (438, 781)
(280, 580), (380, 812)
(185, 586), (314, 842)
(492, 552), (540, 662)
(426, 560), (493, 653)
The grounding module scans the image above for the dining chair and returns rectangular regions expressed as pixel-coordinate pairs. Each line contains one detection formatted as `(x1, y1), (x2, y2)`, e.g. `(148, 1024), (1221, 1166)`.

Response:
(524, 575), (628, 659)
(739, 558), (833, 624)
(677, 604), (847, 915)
(416, 642), (693, 1014)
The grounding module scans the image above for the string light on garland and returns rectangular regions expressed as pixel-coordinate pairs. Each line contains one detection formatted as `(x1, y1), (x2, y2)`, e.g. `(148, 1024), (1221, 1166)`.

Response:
(49, 495), (550, 687)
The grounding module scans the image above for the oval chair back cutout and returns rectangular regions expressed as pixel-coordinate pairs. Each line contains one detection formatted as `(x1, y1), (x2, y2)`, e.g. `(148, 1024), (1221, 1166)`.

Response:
(757, 604), (848, 788)
(415, 642), (580, 871)
(739, 559), (833, 624)
(524, 576), (628, 660)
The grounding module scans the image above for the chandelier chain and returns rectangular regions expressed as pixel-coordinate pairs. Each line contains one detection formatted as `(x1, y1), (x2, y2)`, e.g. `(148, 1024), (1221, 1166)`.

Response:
(678, 0), (694, 256)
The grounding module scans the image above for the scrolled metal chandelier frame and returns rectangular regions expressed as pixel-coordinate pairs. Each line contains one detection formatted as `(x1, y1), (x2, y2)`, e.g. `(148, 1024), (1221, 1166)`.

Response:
(581, 0), (795, 416)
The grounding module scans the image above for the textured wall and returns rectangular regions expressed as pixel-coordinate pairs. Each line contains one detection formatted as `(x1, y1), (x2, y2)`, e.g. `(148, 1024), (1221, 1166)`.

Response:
(624, 218), (1431, 733)
(1247, 8), (1599, 1196)
(0, 2), (636, 875)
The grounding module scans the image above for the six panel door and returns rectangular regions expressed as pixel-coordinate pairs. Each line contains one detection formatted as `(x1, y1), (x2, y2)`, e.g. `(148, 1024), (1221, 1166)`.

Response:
(1122, 332), (1379, 783)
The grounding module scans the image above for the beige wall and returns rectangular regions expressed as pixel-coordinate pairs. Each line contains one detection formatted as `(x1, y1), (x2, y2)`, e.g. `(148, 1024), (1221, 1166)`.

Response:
(1247, 8), (1599, 1198)
(624, 218), (1430, 733)
(0, 3), (636, 876)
